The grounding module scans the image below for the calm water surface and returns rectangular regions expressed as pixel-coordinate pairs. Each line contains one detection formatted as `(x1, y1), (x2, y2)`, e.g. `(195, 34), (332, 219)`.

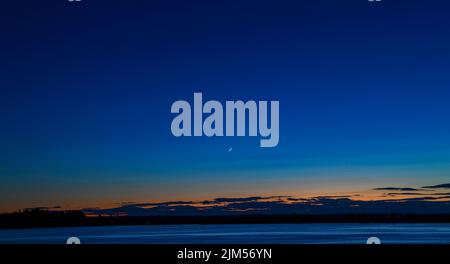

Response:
(1, 223), (450, 244)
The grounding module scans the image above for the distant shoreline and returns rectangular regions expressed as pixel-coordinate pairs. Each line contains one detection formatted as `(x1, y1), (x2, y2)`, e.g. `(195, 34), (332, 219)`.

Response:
(2, 209), (450, 229)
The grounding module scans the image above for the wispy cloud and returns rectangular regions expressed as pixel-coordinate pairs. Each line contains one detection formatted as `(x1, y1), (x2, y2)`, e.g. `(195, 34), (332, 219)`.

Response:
(373, 187), (423, 191)
(422, 183), (450, 189)
(82, 190), (450, 217)
(385, 192), (430, 196)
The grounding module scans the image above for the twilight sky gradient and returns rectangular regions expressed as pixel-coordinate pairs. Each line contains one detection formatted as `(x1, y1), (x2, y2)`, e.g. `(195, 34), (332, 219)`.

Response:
(1, 0), (450, 213)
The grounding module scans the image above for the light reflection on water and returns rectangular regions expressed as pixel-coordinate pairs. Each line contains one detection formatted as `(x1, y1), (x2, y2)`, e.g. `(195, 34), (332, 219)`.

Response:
(1, 223), (450, 244)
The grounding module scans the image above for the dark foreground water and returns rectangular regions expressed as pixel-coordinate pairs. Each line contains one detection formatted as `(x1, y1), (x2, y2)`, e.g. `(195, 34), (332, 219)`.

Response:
(1, 223), (450, 244)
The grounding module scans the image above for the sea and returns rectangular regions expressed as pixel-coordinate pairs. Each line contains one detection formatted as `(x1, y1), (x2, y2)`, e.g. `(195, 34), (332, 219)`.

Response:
(1, 223), (450, 244)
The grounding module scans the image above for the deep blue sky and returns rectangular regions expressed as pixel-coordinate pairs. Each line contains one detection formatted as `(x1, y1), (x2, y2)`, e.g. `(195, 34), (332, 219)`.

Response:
(1, 0), (450, 212)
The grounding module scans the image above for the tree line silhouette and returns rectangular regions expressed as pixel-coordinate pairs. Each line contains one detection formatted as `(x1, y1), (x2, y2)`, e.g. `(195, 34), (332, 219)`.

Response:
(2, 208), (450, 229)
